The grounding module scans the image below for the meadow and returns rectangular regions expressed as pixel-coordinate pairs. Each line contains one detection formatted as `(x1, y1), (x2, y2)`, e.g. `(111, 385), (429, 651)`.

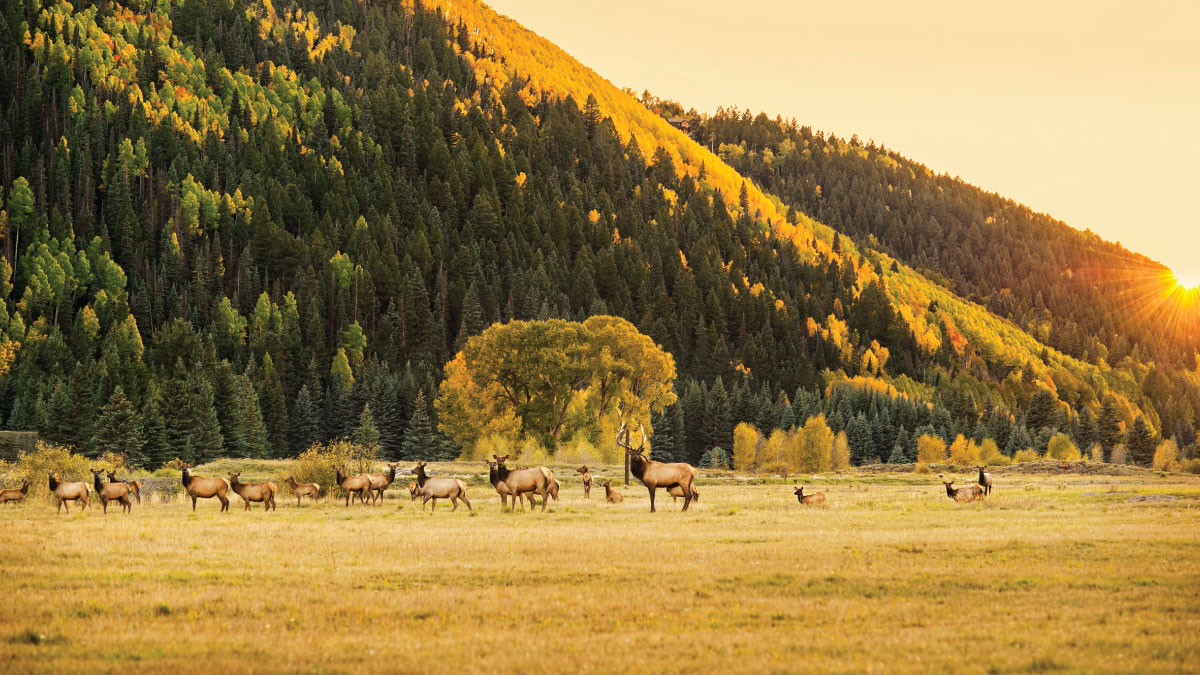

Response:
(2, 463), (1199, 673)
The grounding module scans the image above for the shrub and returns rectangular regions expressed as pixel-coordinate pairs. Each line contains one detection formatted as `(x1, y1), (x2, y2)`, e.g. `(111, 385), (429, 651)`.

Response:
(1152, 440), (1180, 471)
(555, 437), (596, 465)
(1110, 444), (1128, 466)
(913, 461), (933, 474)
(1013, 449), (1041, 463)
(830, 431), (851, 471)
(732, 422), (760, 471)
(286, 439), (377, 495)
(1088, 444), (1104, 462)
(947, 434), (977, 466)
(1045, 433), (1081, 460)
(1181, 458), (1200, 475)
(977, 439), (1006, 465)
(916, 435), (947, 464)
(8, 442), (101, 501)
(700, 446), (730, 469)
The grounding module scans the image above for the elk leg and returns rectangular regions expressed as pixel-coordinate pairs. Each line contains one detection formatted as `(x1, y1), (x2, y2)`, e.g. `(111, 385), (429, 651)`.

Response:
(192, 496), (197, 511)
(540, 489), (548, 512)
(451, 496), (458, 512)
(648, 487), (656, 513)
(460, 494), (472, 512)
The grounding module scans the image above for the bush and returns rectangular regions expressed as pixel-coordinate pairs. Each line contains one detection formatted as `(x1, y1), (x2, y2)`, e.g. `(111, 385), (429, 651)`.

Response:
(1110, 444), (1128, 466)
(913, 461), (933, 474)
(700, 447), (730, 469)
(1012, 449), (1041, 463)
(1046, 433), (1081, 460)
(1152, 440), (1180, 471)
(1181, 458), (1200, 475)
(286, 439), (377, 495)
(5, 442), (110, 501)
(916, 435), (947, 464)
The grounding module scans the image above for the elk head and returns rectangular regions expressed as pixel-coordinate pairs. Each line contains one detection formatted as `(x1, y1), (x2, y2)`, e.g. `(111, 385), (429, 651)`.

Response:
(576, 465), (589, 474)
(616, 422), (647, 460)
(493, 455), (509, 467)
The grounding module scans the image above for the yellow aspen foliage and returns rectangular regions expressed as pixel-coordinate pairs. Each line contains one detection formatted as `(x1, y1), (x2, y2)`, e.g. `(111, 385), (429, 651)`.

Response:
(732, 422), (761, 472)
(916, 434), (947, 464)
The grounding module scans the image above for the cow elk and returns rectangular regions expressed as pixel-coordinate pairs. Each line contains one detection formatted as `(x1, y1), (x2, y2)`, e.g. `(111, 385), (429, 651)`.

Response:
(577, 465), (592, 499)
(229, 473), (277, 511)
(976, 465), (994, 496)
(181, 463), (230, 512)
(285, 476), (321, 506)
(91, 468), (133, 514)
(491, 455), (552, 512)
(603, 480), (623, 503)
(670, 484), (698, 504)
(335, 468), (372, 506)
(0, 480), (31, 505)
(48, 471), (90, 514)
(106, 470), (141, 504)
(618, 422), (698, 512)
(940, 474), (985, 503)
(794, 486), (826, 506)
(365, 462), (400, 505)
(412, 461), (471, 513)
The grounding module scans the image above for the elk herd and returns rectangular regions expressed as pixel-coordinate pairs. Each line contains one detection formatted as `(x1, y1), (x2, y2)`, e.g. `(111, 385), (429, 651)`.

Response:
(3, 436), (999, 515)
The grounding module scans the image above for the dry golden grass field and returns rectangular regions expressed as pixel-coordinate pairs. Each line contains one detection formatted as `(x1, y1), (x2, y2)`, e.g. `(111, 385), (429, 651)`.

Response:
(2, 463), (1199, 673)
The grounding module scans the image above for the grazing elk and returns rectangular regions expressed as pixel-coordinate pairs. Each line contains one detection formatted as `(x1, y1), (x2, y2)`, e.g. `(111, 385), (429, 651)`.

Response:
(603, 480), (623, 503)
(0, 480), (31, 505)
(229, 473), (277, 512)
(412, 461), (471, 513)
(335, 467), (372, 506)
(365, 462), (401, 505)
(577, 465), (593, 499)
(106, 471), (141, 504)
(91, 468), (134, 514)
(976, 465), (994, 496)
(284, 476), (321, 506)
(48, 471), (90, 514)
(618, 422), (698, 512)
(491, 455), (552, 512)
(794, 486), (826, 506)
(940, 474), (985, 503)
(181, 463), (230, 512)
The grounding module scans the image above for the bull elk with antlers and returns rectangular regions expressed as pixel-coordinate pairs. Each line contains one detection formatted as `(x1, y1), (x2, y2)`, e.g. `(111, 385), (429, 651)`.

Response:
(618, 422), (698, 512)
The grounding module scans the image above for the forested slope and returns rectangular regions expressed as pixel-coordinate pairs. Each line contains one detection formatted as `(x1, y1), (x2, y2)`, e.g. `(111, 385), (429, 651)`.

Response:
(0, 0), (1192, 470)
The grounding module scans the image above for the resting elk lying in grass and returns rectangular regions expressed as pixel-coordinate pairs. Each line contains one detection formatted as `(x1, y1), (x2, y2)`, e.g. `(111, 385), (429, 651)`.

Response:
(0, 480), (31, 505)
(91, 468), (133, 514)
(794, 486), (826, 506)
(284, 476), (321, 506)
(603, 480), (623, 503)
(48, 471), (90, 514)
(940, 474), (985, 503)
(577, 465), (592, 499)
(365, 462), (400, 505)
(229, 473), (277, 511)
(335, 468), (372, 506)
(106, 471), (141, 504)
(491, 455), (552, 512)
(618, 422), (698, 512)
(412, 460), (471, 513)
(976, 465), (994, 496)
(181, 462), (230, 512)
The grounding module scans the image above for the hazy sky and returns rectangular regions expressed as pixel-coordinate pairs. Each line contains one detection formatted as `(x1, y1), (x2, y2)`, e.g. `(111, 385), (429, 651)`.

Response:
(486, 0), (1200, 283)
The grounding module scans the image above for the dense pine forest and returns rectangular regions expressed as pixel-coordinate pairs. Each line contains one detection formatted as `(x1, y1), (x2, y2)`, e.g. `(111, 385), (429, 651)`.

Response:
(0, 0), (1195, 470)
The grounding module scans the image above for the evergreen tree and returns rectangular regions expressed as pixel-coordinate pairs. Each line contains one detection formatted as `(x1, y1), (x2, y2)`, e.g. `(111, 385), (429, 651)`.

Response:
(846, 413), (873, 465)
(1127, 416), (1156, 466)
(400, 391), (439, 460)
(354, 403), (381, 451)
(1097, 399), (1125, 460)
(289, 385), (321, 455)
(91, 387), (145, 466)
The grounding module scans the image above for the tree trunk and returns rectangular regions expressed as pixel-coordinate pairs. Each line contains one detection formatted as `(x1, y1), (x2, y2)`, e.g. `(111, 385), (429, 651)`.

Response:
(624, 449), (630, 486)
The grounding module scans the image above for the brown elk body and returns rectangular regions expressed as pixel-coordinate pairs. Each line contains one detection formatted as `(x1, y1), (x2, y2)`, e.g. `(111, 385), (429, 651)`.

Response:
(491, 455), (552, 512)
(0, 480), (31, 505)
(603, 480), (624, 503)
(285, 476), (321, 506)
(976, 465), (994, 496)
(106, 471), (141, 504)
(181, 463), (230, 512)
(670, 484), (699, 504)
(336, 468), (372, 506)
(794, 486), (826, 506)
(619, 423), (697, 512)
(365, 463), (400, 505)
(408, 481), (419, 502)
(412, 461), (471, 513)
(940, 474), (985, 503)
(91, 468), (133, 514)
(577, 465), (592, 499)
(229, 473), (277, 511)
(48, 472), (90, 514)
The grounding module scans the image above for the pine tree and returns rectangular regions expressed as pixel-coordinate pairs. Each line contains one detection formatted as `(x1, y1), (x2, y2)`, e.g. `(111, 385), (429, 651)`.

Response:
(400, 391), (437, 460)
(354, 403), (381, 452)
(91, 387), (145, 466)
(1097, 399), (1124, 460)
(846, 414), (873, 465)
(289, 385), (321, 454)
(258, 353), (289, 457)
(234, 375), (268, 458)
(1127, 416), (1156, 467)
(140, 385), (170, 469)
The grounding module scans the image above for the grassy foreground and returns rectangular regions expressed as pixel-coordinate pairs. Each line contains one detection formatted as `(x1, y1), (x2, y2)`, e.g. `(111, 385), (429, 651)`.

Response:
(2, 466), (1199, 673)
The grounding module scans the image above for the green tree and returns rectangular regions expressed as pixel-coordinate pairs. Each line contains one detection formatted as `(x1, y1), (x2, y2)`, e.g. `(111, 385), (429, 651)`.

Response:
(1127, 416), (1156, 467)
(91, 387), (145, 466)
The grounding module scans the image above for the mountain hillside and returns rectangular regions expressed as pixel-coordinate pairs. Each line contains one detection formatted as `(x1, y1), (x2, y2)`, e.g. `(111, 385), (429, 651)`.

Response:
(0, 0), (1193, 469)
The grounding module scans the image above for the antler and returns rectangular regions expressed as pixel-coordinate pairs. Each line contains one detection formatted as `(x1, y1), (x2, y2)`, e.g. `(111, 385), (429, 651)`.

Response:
(616, 420), (631, 450)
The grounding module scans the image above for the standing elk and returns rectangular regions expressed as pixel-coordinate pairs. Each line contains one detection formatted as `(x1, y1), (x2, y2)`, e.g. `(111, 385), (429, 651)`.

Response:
(48, 471), (90, 514)
(603, 480), (623, 503)
(794, 486), (826, 506)
(491, 455), (552, 512)
(284, 476), (321, 506)
(411, 461), (471, 513)
(181, 463), (230, 512)
(90, 468), (133, 514)
(335, 467), (372, 506)
(940, 474), (985, 503)
(0, 480), (31, 505)
(408, 481), (420, 502)
(106, 471), (141, 504)
(976, 465), (994, 496)
(618, 422), (698, 512)
(229, 473), (277, 512)
(577, 465), (592, 499)
(365, 462), (401, 505)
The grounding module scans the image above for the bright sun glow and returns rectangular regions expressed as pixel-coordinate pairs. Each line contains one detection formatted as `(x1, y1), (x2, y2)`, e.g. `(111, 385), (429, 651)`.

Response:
(1173, 270), (1200, 290)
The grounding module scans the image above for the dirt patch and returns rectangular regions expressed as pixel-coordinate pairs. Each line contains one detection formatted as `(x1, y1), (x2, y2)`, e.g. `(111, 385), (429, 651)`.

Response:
(1125, 494), (1179, 503)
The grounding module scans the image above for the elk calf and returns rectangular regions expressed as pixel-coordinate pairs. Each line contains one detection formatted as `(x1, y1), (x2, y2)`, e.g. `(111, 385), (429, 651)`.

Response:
(794, 486), (826, 506)
(577, 465), (592, 499)
(285, 476), (321, 506)
(603, 480), (624, 503)
(0, 480), (31, 505)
